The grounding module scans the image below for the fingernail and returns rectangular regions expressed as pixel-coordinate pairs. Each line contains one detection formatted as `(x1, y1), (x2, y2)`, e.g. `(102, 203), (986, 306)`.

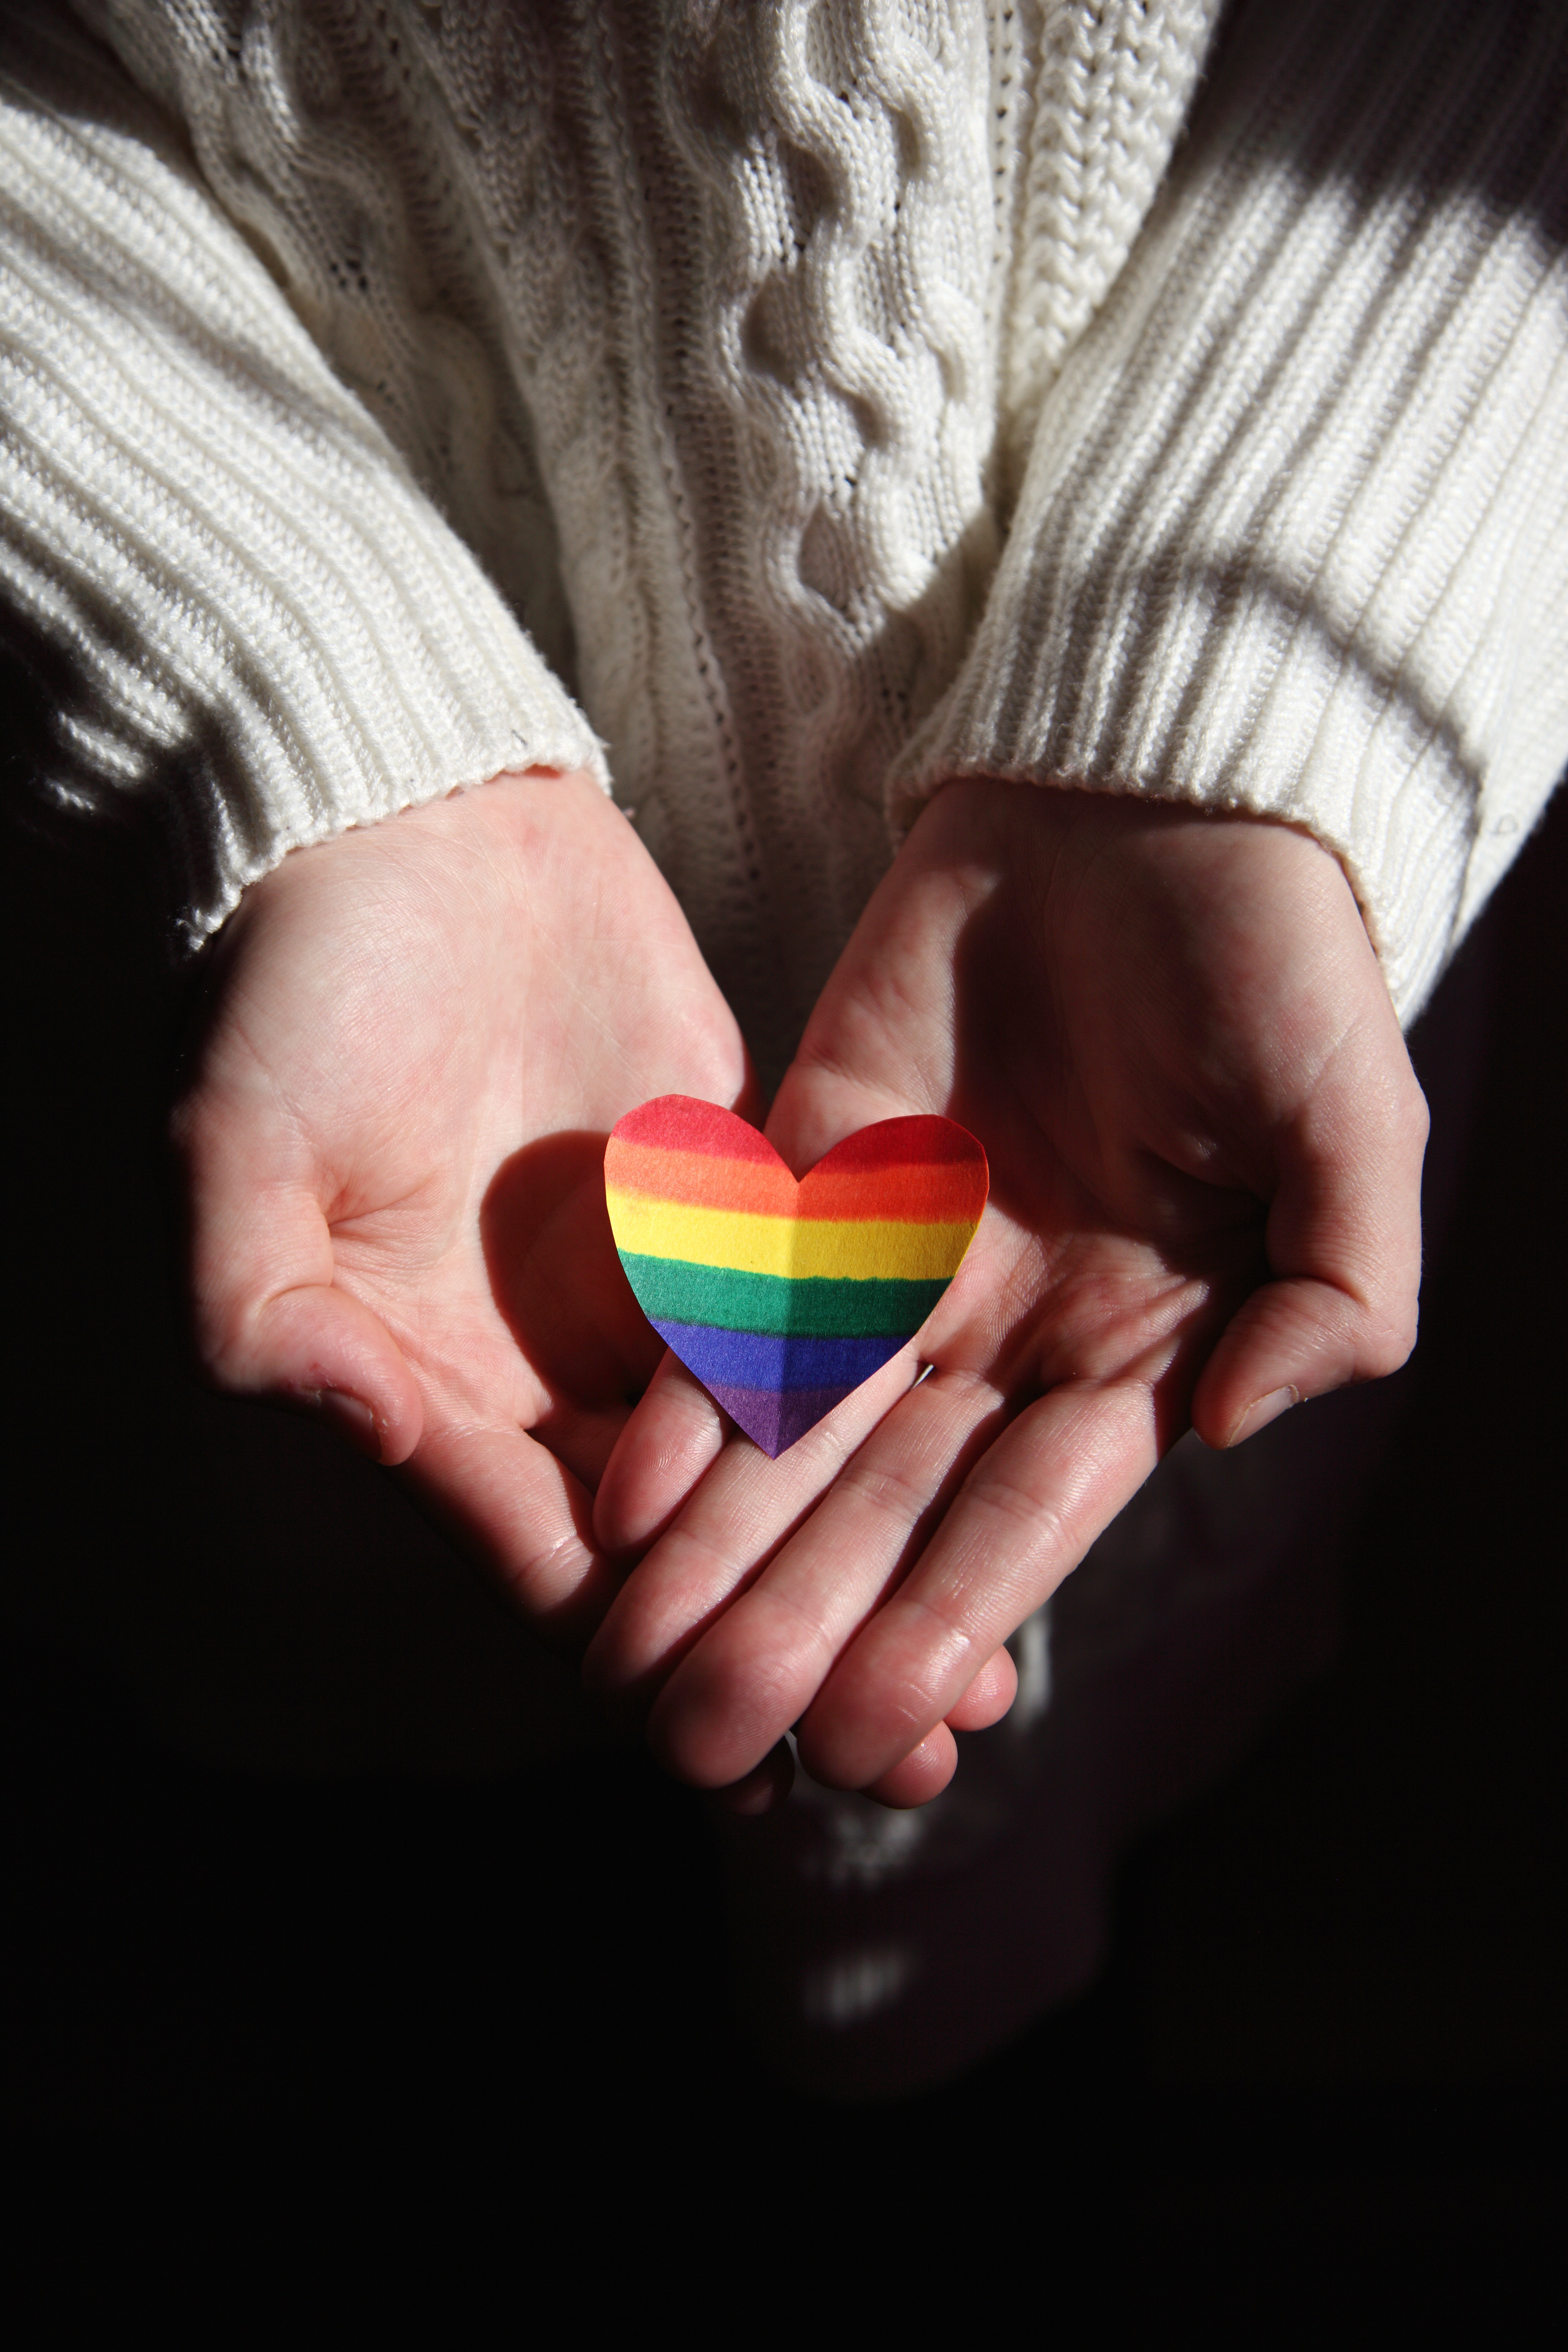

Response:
(1229, 1386), (1299, 1447)
(315, 1388), (383, 1461)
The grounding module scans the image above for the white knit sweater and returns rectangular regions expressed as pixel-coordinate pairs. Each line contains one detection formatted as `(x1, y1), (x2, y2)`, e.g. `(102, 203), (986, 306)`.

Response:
(3, 0), (1565, 1075)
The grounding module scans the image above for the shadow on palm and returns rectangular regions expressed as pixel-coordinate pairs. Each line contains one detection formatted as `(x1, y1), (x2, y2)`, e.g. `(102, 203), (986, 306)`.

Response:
(480, 1129), (665, 1493)
(907, 844), (1270, 1449)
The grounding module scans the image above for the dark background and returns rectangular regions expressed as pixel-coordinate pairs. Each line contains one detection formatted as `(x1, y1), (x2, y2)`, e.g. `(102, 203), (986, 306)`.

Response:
(3, 761), (1561, 2311)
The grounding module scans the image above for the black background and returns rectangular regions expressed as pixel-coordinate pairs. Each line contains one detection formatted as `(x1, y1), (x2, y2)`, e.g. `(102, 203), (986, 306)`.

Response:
(3, 758), (1561, 2320)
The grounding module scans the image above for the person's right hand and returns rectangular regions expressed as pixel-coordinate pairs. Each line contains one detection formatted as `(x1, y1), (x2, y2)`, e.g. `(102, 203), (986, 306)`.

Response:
(173, 768), (750, 1645)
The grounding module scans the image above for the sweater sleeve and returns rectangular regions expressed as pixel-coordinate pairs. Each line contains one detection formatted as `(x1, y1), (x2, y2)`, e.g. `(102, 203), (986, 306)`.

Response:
(0, 7), (606, 954)
(888, 0), (1568, 1025)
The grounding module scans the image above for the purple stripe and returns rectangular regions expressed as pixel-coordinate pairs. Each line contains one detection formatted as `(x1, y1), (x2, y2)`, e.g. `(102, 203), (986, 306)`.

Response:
(649, 1320), (906, 1390)
(705, 1381), (862, 1458)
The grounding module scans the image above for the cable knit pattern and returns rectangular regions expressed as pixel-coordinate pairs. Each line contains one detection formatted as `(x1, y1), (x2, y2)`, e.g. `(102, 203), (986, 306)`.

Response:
(651, 3), (1002, 1032)
(2, 0), (1565, 1044)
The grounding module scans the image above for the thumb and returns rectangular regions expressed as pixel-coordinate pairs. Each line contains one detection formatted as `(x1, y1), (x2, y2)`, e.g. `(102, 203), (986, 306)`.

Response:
(179, 1098), (423, 1465)
(765, 1055), (918, 1179)
(1191, 1016), (1429, 1449)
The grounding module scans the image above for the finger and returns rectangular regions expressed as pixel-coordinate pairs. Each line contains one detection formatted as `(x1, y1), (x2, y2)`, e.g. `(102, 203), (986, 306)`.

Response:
(240, 1280), (425, 1465)
(532, 1401), (638, 1500)
(582, 1346), (924, 1724)
(592, 1350), (729, 1555)
(861, 1722), (958, 1809)
(643, 1363), (1006, 1788)
(185, 1148), (423, 1462)
(178, 1062), (426, 1461)
(704, 1738), (796, 1817)
(766, 1059), (926, 1175)
(795, 1375), (1160, 1790)
(405, 1417), (620, 1651)
(944, 1644), (1017, 1733)
(1191, 1011), (1429, 1449)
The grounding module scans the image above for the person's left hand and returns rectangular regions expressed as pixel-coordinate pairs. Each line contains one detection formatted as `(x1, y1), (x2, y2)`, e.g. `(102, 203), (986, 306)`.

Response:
(584, 779), (1428, 1808)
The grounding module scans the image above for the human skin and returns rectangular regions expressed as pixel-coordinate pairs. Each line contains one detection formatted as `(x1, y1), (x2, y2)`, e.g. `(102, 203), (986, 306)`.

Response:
(586, 779), (1429, 1808)
(177, 768), (1426, 1806)
(171, 767), (753, 1648)
(175, 764), (1015, 1761)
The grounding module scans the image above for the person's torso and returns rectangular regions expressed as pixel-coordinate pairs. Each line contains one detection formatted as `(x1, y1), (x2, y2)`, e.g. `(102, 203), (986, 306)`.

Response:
(76, 0), (1218, 1065)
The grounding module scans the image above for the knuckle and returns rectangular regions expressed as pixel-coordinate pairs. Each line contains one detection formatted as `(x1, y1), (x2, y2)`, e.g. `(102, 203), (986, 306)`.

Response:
(194, 1308), (261, 1392)
(965, 1462), (1055, 1545)
(1408, 1083), (1432, 1151)
(1378, 1065), (1430, 1169)
(1361, 1295), (1419, 1378)
(192, 1283), (285, 1395)
(509, 1524), (592, 1614)
(840, 1453), (931, 1527)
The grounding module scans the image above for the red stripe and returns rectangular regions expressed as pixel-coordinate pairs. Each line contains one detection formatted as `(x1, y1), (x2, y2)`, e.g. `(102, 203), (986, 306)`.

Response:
(606, 1141), (986, 1225)
(814, 1117), (987, 1175)
(607, 1102), (989, 1223)
(610, 1096), (780, 1162)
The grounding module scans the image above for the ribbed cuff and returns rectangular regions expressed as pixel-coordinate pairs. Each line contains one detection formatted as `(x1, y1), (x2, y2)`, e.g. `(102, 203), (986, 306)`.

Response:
(0, 28), (606, 952)
(890, 0), (1568, 1024)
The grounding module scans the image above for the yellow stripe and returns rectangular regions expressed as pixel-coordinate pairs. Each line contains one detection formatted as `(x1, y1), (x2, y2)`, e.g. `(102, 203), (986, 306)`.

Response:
(604, 1186), (977, 1282)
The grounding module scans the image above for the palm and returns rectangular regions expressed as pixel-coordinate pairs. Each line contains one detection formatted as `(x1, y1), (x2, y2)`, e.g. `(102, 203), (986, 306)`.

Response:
(588, 783), (1426, 1804)
(176, 769), (749, 1639)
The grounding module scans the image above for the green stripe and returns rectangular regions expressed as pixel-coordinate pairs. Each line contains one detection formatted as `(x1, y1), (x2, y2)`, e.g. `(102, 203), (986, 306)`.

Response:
(617, 1252), (947, 1338)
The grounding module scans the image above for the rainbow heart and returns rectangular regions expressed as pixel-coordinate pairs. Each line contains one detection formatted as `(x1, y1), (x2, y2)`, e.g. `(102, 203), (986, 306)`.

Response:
(604, 1098), (988, 1457)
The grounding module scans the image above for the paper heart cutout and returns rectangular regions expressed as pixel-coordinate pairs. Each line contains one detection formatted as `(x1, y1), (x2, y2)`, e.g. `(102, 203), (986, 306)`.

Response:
(605, 1097), (988, 1457)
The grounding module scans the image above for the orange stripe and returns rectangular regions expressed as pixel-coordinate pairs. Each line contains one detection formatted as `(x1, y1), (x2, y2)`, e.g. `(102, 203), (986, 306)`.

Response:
(605, 1138), (987, 1224)
(798, 1162), (988, 1224)
(605, 1140), (797, 1217)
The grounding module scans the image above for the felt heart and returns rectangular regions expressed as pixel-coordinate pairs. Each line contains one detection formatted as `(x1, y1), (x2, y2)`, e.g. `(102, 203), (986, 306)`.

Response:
(604, 1097), (988, 1457)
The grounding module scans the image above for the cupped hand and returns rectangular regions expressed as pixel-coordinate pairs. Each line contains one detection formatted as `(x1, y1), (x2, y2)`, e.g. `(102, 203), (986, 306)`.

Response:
(173, 769), (749, 1644)
(586, 781), (1427, 1804)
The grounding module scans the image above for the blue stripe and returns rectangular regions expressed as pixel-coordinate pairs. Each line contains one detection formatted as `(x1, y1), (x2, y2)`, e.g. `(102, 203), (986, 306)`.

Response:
(649, 1321), (908, 1392)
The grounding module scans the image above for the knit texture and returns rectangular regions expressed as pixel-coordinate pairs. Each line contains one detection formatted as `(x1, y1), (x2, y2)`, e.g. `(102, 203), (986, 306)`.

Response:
(2, 0), (1565, 1048)
(894, 0), (1568, 1021)
(0, 3), (606, 951)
